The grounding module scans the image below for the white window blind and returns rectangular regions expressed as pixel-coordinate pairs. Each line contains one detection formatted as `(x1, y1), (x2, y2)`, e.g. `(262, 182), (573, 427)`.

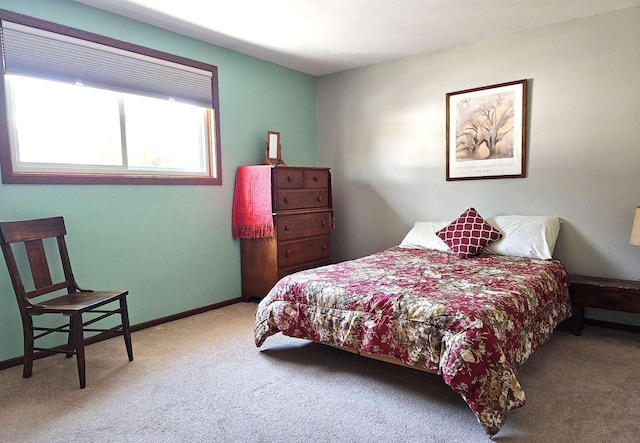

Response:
(1, 20), (214, 108)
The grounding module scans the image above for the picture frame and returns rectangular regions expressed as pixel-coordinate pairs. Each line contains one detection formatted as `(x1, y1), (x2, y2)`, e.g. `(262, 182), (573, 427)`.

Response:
(263, 130), (285, 165)
(446, 79), (527, 181)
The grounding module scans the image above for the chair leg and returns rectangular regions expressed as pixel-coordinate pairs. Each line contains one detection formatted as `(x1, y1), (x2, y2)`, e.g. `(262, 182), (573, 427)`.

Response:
(66, 318), (74, 358)
(71, 313), (86, 389)
(22, 315), (34, 379)
(120, 296), (134, 361)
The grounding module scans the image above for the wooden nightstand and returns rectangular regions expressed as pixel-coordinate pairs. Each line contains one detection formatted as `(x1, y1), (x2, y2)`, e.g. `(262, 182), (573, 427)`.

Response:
(568, 275), (640, 335)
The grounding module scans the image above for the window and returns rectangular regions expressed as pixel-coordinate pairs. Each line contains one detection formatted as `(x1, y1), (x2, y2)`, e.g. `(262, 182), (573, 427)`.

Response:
(0, 10), (222, 185)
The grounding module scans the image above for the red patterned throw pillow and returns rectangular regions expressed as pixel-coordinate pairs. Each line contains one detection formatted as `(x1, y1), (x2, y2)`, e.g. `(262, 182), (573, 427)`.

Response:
(436, 208), (502, 258)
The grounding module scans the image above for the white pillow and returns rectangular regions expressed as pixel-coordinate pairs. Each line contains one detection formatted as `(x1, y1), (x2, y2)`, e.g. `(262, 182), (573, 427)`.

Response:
(484, 215), (561, 260)
(399, 221), (452, 252)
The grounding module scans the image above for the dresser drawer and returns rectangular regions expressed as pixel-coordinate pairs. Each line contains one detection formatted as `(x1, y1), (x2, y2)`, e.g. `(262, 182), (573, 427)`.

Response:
(278, 257), (331, 279)
(278, 234), (331, 268)
(303, 169), (329, 188)
(274, 189), (329, 211)
(274, 168), (303, 188)
(276, 211), (332, 241)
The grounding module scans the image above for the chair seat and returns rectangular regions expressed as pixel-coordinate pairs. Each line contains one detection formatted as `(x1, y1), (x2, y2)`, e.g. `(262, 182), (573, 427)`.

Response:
(29, 290), (128, 313)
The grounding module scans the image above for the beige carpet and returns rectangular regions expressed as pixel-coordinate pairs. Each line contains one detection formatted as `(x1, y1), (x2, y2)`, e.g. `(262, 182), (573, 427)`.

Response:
(0, 302), (638, 442)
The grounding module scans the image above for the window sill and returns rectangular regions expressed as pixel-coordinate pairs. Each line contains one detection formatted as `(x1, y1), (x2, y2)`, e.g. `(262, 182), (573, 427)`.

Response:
(1, 170), (221, 185)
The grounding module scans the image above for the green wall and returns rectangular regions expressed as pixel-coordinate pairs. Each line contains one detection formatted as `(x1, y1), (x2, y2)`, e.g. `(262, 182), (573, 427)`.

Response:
(0, 0), (318, 360)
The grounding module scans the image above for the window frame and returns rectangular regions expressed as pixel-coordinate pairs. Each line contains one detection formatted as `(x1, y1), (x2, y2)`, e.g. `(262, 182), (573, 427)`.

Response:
(0, 9), (223, 185)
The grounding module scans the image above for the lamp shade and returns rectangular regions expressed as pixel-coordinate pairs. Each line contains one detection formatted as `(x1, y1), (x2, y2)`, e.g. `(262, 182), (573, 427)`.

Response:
(631, 207), (640, 246)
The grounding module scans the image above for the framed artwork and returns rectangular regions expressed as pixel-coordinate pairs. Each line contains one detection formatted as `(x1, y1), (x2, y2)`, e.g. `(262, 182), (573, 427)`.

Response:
(264, 130), (285, 165)
(446, 79), (527, 181)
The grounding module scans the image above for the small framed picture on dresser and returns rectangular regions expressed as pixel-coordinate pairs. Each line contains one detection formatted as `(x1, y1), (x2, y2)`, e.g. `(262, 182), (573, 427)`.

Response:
(264, 131), (285, 165)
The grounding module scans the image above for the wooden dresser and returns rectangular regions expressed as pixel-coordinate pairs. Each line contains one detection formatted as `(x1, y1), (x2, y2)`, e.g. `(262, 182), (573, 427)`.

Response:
(240, 165), (333, 301)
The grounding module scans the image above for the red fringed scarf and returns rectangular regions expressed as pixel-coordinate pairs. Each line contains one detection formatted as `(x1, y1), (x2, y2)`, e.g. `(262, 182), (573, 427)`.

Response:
(232, 165), (274, 239)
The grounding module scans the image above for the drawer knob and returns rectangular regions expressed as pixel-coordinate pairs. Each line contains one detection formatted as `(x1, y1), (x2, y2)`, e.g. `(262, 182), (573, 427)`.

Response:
(284, 224), (291, 232)
(285, 249), (293, 257)
(313, 175), (320, 181)
(287, 174), (293, 181)
(317, 196), (324, 202)
(321, 243), (328, 250)
(284, 197), (289, 204)
(321, 220), (327, 227)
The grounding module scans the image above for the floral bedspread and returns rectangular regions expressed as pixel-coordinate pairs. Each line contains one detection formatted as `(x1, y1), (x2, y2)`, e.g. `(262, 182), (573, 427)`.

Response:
(254, 247), (571, 435)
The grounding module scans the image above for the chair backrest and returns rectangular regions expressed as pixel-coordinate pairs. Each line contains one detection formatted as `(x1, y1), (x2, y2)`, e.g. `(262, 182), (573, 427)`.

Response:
(0, 216), (77, 309)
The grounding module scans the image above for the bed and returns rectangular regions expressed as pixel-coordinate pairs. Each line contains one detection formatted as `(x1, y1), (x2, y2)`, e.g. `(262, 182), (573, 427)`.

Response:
(254, 209), (571, 436)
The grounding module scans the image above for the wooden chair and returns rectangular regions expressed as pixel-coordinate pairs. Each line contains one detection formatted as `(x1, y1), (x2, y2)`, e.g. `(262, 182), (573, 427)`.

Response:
(0, 216), (133, 388)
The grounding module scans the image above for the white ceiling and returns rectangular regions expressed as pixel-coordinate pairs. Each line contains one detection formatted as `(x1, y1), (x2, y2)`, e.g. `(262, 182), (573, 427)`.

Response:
(75, 0), (640, 76)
